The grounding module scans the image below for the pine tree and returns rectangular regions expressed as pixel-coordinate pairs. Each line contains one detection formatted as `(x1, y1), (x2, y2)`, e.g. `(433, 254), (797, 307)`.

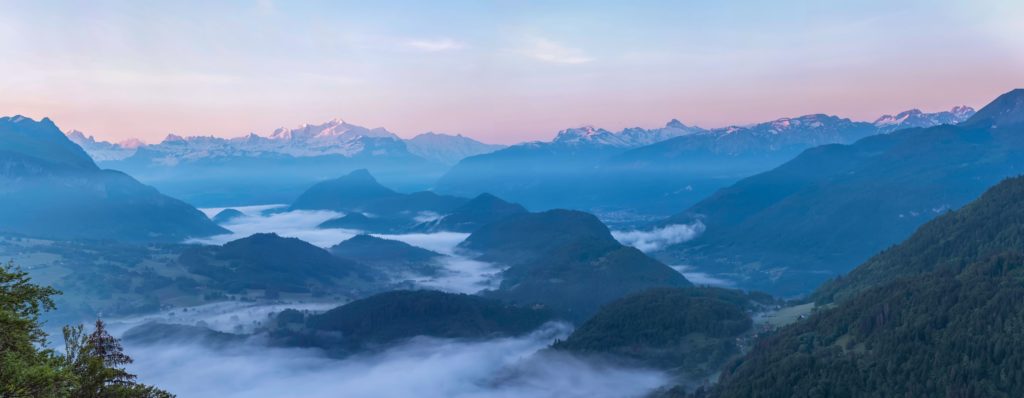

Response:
(64, 320), (173, 398)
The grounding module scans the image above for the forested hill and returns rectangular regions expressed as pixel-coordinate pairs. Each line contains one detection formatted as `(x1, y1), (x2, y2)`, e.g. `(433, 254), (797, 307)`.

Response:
(461, 209), (691, 322)
(701, 173), (1024, 397)
(554, 287), (756, 387)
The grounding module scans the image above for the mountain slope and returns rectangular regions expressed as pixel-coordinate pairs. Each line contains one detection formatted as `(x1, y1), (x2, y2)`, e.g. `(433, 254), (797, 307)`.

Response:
(659, 90), (1024, 296)
(706, 173), (1024, 397)
(554, 287), (754, 385)
(812, 173), (1024, 304)
(2, 116), (97, 169)
(0, 115), (226, 242)
(460, 209), (691, 321)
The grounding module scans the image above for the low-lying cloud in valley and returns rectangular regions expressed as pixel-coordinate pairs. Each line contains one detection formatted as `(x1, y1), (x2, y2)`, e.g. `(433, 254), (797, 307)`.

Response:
(190, 205), (355, 248)
(189, 206), (501, 294)
(612, 222), (705, 252)
(132, 206), (671, 397)
(113, 307), (667, 398)
(408, 257), (504, 294)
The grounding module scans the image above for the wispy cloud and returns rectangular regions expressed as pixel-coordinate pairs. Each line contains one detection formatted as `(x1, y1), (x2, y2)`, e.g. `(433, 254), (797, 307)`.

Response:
(406, 38), (466, 52)
(611, 222), (705, 252)
(518, 38), (594, 65)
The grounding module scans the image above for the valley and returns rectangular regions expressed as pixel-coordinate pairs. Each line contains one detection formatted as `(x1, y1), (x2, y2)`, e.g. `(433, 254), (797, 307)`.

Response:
(2, 10), (1022, 394)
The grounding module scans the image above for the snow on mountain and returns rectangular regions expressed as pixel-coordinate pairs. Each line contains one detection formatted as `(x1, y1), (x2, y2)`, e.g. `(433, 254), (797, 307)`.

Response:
(553, 126), (633, 147)
(707, 114), (874, 147)
(552, 121), (704, 148)
(65, 105), (978, 166)
(67, 119), (505, 165)
(405, 132), (505, 165)
(873, 106), (975, 131)
(268, 119), (398, 142)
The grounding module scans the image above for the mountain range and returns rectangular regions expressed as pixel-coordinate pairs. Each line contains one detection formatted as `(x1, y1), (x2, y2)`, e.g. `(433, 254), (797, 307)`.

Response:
(70, 120), (505, 164)
(658, 89), (1022, 297)
(70, 120), (504, 206)
(435, 106), (975, 216)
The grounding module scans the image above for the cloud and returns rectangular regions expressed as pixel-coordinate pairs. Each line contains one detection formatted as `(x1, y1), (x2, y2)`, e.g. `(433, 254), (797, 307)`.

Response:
(372, 231), (470, 255)
(119, 321), (668, 398)
(669, 265), (734, 287)
(371, 231), (504, 293)
(189, 206), (359, 248)
(187, 207), (506, 293)
(518, 38), (594, 65)
(106, 301), (343, 335)
(611, 222), (705, 252)
(406, 38), (466, 52)
(406, 257), (504, 294)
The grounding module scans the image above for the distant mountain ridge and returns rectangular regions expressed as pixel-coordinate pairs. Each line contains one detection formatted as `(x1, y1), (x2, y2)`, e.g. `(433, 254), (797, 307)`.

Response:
(69, 119), (503, 165)
(872, 105), (975, 130)
(67, 120), (502, 206)
(436, 106), (974, 215)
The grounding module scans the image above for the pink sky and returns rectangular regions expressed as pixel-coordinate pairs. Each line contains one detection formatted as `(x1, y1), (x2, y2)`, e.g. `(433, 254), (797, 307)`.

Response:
(1, 1), (1022, 144)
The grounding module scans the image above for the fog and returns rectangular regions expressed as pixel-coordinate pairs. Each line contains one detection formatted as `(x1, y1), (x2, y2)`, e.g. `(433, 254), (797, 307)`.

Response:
(142, 207), (671, 397)
(407, 256), (504, 294)
(105, 300), (344, 335)
(189, 206), (501, 294)
(111, 305), (668, 398)
(612, 222), (705, 252)
(373, 231), (470, 255)
(190, 205), (357, 248)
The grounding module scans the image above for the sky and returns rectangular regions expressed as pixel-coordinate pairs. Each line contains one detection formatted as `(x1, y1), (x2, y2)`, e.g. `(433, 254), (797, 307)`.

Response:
(1, 0), (1022, 144)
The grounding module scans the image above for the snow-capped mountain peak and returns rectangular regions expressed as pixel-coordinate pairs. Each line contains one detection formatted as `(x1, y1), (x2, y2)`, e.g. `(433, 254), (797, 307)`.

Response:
(66, 118), (507, 166)
(268, 119), (397, 142)
(873, 106), (975, 131)
(552, 126), (630, 147)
